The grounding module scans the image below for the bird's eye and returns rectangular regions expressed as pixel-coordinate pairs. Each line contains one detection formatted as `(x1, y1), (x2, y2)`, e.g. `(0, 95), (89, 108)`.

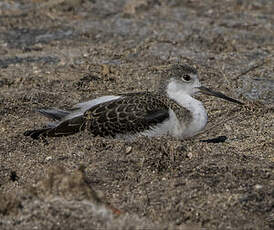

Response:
(183, 74), (191, 81)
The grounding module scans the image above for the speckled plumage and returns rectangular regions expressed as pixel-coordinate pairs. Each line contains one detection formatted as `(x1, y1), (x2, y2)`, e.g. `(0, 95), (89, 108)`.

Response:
(24, 63), (242, 140)
(24, 90), (192, 139)
(84, 92), (192, 138)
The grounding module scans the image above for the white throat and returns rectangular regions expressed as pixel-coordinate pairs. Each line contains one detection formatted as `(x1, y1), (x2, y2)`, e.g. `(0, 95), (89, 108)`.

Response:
(166, 82), (208, 138)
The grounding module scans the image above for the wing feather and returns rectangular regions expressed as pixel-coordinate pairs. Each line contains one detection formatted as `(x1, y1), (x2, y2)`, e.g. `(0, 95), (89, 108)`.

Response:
(84, 92), (170, 137)
(24, 92), (173, 139)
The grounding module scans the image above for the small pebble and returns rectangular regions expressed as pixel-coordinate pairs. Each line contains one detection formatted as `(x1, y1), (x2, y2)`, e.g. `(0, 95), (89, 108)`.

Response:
(254, 184), (263, 190)
(45, 156), (53, 161)
(125, 146), (132, 154)
(187, 152), (193, 159)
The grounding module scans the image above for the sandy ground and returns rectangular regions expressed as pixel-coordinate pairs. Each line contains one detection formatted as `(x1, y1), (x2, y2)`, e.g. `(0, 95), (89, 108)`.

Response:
(0, 0), (273, 229)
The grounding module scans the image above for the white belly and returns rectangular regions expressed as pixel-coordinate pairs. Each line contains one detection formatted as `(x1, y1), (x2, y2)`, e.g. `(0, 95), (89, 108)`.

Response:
(117, 109), (184, 140)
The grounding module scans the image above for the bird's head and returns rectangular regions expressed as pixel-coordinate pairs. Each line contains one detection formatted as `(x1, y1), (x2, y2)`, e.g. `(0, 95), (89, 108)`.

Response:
(160, 63), (243, 105)
(160, 64), (201, 96)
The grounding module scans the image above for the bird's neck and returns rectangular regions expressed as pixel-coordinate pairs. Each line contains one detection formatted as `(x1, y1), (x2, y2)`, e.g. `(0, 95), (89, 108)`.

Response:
(166, 87), (208, 137)
(165, 83), (201, 112)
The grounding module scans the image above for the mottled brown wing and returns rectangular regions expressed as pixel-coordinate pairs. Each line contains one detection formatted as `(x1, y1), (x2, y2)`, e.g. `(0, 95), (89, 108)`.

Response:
(84, 93), (170, 137)
(24, 115), (85, 139)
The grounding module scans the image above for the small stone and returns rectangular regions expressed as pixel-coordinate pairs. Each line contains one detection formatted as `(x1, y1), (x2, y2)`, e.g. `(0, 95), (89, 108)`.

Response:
(45, 156), (53, 161)
(123, 0), (149, 15)
(102, 64), (110, 76)
(187, 152), (193, 159)
(125, 146), (132, 154)
(254, 184), (263, 190)
(225, 124), (232, 131)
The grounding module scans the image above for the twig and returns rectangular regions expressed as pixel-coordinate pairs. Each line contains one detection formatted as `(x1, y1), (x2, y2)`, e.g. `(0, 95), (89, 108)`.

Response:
(235, 55), (273, 79)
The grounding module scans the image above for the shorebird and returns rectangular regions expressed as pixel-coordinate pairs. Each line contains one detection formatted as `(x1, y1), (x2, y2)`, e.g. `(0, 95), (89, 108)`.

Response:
(24, 64), (243, 140)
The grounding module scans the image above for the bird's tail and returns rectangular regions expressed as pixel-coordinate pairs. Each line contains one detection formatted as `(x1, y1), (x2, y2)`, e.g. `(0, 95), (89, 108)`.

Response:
(24, 128), (52, 139)
(38, 108), (70, 121)
(24, 115), (86, 139)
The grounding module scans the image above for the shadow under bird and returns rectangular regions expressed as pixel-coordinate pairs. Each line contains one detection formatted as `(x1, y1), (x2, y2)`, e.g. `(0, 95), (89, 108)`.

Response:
(24, 64), (243, 140)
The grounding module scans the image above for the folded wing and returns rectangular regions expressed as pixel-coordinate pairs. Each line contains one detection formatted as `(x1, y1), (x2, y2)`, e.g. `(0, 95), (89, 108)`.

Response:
(24, 92), (170, 139)
(84, 92), (170, 137)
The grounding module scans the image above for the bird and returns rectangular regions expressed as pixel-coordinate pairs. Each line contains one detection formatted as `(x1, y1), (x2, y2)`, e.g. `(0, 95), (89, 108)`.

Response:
(24, 64), (243, 140)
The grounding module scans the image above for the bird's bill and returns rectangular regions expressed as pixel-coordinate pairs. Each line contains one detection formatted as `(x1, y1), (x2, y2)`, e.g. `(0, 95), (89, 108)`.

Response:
(198, 86), (243, 105)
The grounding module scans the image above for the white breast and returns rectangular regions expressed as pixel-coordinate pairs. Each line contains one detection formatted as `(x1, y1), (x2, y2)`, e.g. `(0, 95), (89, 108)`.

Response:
(183, 100), (208, 138)
(166, 86), (208, 139)
(121, 95), (208, 140)
(154, 107), (208, 139)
